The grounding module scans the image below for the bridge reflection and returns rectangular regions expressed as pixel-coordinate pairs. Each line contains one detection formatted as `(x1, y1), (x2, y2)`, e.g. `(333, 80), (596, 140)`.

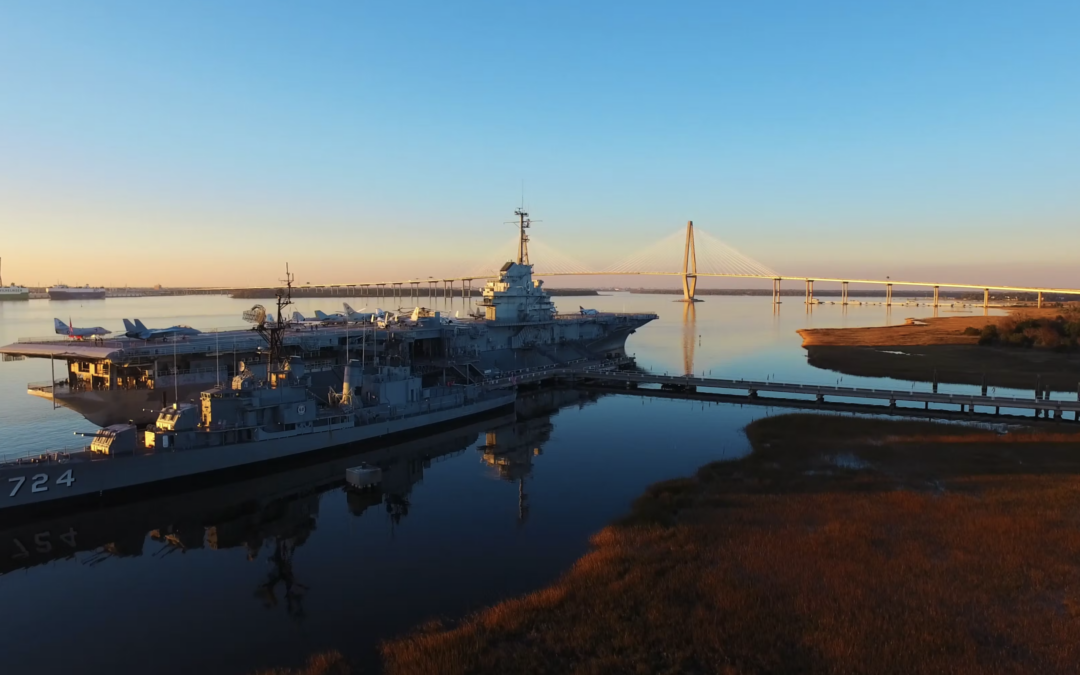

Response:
(682, 302), (696, 377)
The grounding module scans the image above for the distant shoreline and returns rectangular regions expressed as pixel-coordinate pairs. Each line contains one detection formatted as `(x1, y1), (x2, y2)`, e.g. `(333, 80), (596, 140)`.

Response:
(798, 307), (1080, 391)
(629, 288), (1071, 301)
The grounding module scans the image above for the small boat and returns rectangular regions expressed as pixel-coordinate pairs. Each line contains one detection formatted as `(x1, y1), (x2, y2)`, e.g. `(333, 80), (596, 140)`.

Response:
(346, 463), (383, 490)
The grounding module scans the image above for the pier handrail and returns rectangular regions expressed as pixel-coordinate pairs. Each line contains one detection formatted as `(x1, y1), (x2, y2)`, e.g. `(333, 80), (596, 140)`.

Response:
(577, 371), (1078, 410)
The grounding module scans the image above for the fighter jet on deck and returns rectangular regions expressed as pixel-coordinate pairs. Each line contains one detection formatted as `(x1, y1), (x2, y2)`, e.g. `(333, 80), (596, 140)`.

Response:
(579, 306), (600, 316)
(291, 311), (327, 326)
(342, 303), (386, 323)
(54, 318), (111, 340)
(122, 319), (201, 340)
(313, 309), (347, 323)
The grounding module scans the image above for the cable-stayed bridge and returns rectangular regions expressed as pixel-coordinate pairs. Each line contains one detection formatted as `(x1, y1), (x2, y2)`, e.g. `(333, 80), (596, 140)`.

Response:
(204, 220), (1080, 308)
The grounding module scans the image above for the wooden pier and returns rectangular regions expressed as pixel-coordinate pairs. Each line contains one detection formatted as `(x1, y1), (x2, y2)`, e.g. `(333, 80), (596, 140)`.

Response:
(487, 363), (1080, 422)
(571, 372), (1080, 420)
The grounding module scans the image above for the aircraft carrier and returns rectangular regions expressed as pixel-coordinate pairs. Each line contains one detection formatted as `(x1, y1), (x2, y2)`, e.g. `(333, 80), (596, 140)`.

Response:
(0, 211), (657, 427)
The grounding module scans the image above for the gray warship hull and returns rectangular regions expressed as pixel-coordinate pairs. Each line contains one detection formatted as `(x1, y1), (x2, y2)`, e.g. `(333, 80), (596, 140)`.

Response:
(0, 392), (515, 513)
(0, 411), (519, 572)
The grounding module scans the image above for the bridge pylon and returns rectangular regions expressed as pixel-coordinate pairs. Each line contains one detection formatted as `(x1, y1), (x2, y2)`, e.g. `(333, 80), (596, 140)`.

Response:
(681, 220), (699, 302)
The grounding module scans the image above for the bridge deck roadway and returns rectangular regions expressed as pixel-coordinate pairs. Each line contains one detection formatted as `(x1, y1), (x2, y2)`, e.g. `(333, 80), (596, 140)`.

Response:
(535, 272), (1080, 296)
(174, 271), (1080, 296)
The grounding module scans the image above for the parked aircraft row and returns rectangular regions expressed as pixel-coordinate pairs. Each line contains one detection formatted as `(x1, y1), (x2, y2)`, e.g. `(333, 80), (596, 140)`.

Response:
(53, 301), (587, 342)
(293, 303), (389, 326)
(53, 318), (201, 341)
(293, 304), (466, 329)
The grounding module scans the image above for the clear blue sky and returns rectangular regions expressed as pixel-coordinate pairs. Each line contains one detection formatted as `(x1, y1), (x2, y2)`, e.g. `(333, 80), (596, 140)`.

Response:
(1, 1), (1077, 287)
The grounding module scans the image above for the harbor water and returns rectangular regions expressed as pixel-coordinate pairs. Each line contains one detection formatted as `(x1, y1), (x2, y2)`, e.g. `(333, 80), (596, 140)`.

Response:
(0, 292), (1008, 673)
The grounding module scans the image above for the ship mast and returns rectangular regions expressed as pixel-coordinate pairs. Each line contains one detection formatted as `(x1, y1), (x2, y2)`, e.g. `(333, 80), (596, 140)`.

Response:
(245, 264), (294, 383)
(268, 263), (294, 374)
(515, 208), (530, 265)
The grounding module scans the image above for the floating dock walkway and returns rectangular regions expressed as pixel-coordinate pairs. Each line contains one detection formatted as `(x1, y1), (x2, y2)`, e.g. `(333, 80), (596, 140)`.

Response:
(573, 372), (1080, 421)
(487, 362), (1080, 422)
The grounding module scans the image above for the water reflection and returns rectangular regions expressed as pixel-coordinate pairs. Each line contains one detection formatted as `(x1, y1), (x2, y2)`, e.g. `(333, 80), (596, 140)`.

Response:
(480, 389), (601, 524)
(681, 302), (696, 376)
(0, 392), (602, 600)
(0, 414), (504, 580)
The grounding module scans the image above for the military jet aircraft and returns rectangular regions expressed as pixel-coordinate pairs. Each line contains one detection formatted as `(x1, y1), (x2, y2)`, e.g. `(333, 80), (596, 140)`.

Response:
(122, 319), (201, 340)
(342, 303), (387, 323)
(54, 318), (111, 340)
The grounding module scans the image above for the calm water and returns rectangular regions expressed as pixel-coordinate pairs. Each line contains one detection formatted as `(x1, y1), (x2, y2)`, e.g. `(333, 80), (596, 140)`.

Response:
(0, 293), (1006, 674)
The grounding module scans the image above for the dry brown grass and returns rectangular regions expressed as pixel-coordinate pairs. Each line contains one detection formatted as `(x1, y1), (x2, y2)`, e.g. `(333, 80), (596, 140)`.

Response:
(803, 343), (1080, 390)
(796, 307), (1080, 390)
(797, 308), (1063, 348)
(378, 414), (1080, 675)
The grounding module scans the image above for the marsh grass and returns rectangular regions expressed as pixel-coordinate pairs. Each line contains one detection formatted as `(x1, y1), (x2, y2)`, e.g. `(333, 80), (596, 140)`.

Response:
(378, 414), (1080, 675)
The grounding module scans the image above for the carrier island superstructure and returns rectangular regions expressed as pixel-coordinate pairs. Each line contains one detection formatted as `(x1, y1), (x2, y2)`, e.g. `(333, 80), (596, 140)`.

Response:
(0, 212), (658, 428)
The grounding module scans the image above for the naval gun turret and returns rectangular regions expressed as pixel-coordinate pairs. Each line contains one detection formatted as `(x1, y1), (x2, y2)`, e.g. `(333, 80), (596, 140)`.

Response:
(82, 424), (138, 456)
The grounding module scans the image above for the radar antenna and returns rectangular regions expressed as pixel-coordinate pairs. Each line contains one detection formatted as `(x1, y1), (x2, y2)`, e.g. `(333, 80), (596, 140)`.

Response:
(510, 208), (539, 265)
(246, 264), (294, 382)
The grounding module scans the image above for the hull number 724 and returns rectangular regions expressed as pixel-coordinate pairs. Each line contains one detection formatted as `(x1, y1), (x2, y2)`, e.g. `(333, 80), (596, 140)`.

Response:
(8, 470), (75, 497)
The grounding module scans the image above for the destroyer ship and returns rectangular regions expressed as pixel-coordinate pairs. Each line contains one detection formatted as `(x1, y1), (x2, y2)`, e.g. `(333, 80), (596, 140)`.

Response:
(0, 210), (657, 427)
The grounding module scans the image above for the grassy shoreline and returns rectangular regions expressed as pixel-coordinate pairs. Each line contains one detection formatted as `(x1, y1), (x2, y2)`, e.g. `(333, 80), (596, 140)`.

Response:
(799, 307), (1080, 391)
(377, 414), (1080, 674)
(259, 414), (1080, 674)
(796, 307), (1066, 347)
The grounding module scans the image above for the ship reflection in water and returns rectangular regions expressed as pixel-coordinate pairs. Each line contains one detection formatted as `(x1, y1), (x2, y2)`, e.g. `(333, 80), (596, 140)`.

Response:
(479, 410), (557, 525)
(0, 389), (598, 629)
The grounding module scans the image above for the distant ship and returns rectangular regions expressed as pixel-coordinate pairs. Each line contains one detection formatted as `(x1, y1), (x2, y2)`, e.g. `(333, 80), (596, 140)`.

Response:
(0, 258), (29, 301)
(47, 284), (107, 300)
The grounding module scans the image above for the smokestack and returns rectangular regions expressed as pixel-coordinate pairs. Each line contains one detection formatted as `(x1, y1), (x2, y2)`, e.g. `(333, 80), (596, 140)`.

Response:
(342, 359), (362, 404)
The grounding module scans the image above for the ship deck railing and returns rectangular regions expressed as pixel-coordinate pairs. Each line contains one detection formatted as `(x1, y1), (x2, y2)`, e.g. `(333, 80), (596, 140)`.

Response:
(25, 379), (106, 394)
(0, 447), (85, 467)
(17, 336), (129, 347)
(27, 379), (70, 393)
(552, 312), (658, 320)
